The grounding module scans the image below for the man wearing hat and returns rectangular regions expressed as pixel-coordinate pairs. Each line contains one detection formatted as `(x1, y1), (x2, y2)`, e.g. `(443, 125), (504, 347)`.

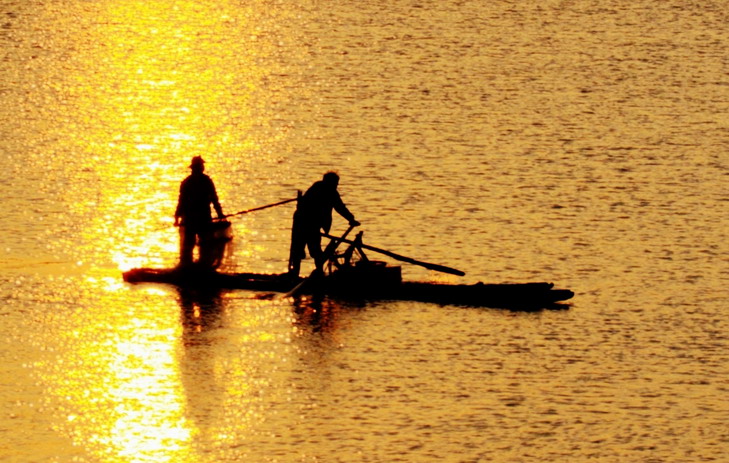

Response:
(174, 156), (225, 267)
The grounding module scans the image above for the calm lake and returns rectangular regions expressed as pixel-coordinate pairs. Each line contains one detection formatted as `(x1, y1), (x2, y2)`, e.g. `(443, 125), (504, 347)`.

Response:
(1, 0), (727, 462)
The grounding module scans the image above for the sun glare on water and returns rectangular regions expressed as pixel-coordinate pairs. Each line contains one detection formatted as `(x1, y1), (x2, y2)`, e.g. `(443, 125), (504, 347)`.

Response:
(29, 1), (284, 461)
(42, 0), (282, 274)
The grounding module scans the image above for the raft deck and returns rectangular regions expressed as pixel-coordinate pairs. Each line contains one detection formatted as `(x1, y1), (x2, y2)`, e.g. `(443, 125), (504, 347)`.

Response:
(122, 265), (574, 310)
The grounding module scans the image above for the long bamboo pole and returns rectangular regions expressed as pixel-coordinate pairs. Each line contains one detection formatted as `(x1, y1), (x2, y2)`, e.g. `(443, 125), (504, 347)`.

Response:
(321, 233), (465, 276)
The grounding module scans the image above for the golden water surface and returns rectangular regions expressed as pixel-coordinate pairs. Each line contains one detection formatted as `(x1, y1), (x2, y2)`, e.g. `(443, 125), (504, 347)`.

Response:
(1, 1), (727, 462)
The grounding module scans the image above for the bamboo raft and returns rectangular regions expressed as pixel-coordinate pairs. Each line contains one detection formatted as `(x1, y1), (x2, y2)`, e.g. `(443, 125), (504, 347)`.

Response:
(123, 228), (574, 310)
(123, 265), (573, 310)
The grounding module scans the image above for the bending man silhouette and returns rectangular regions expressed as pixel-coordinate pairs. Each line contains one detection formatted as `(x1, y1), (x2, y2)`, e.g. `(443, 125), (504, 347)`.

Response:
(288, 172), (360, 277)
(174, 156), (225, 268)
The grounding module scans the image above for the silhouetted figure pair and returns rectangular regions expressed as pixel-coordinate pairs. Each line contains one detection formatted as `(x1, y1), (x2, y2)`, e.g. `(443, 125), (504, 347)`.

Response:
(174, 162), (358, 274)
(174, 156), (225, 268)
(288, 172), (359, 277)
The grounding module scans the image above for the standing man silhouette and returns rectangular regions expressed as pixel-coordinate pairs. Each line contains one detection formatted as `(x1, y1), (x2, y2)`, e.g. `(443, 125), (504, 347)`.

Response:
(288, 171), (360, 277)
(174, 156), (225, 268)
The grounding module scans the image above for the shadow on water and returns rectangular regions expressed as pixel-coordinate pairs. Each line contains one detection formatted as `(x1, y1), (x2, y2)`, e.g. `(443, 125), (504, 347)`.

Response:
(291, 294), (349, 334)
(176, 286), (226, 343)
(173, 286), (237, 445)
(172, 284), (360, 447)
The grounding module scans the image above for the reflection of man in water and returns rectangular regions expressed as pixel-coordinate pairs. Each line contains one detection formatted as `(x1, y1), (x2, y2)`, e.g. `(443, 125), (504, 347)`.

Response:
(288, 172), (360, 277)
(174, 156), (225, 267)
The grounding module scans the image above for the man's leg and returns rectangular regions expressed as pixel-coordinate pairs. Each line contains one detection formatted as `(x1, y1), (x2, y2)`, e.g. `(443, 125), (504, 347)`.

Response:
(307, 232), (325, 274)
(288, 215), (308, 277)
(179, 226), (195, 267)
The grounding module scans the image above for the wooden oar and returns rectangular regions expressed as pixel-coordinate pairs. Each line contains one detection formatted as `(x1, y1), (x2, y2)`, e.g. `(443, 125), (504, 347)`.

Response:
(320, 233), (465, 276)
(224, 197), (297, 219)
(283, 224), (358, 298)
(158, 197), (298, 231)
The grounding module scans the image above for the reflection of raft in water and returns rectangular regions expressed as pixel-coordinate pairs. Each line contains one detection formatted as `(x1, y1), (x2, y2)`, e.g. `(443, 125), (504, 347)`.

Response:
(124, 229), (574, 310)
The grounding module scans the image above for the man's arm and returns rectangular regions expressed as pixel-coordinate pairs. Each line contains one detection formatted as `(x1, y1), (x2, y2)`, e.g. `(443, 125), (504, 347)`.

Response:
(174, 180), (185, 226)
(209, 178), (224, 218)
(332, 191), (358, 225)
